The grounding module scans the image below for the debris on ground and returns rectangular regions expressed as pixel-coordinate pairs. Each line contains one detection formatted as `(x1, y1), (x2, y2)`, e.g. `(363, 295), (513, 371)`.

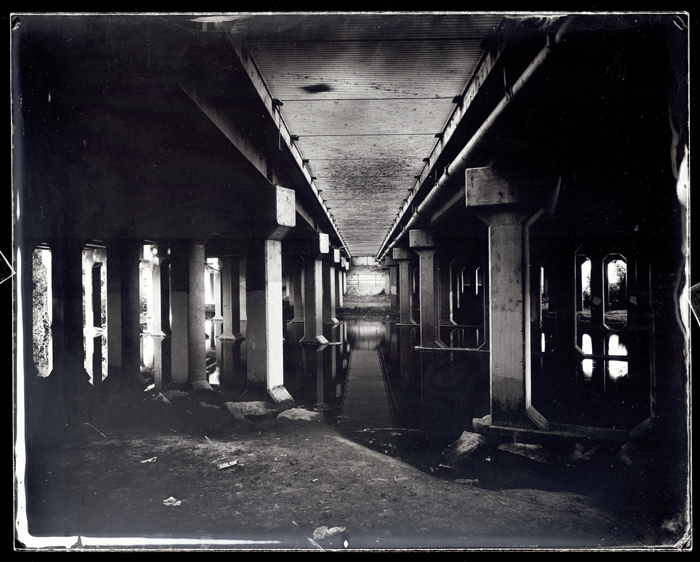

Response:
(140, 456), (157, 463)
(313, 525), (346, 540)
(277, 408), (324, 422)
(497, 442), (551, 463)
(442, 431), (487, 466)
(162, 497), (182, 506)
(216, 460), (238, 470)
(454, 478), (481, 487)
(223, 401), (278, 420)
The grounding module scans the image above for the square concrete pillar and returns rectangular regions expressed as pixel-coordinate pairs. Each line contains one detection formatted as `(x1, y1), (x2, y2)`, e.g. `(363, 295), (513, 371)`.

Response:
(289, 255), (305, 323)
(322, 252), (339, 325)
(392, 247), (416, 325)
(384, 256), (399, 311)
(49, 239), (92, 390)
(246, 239), (292, 401)
(187, 243), (207, 385)
(467, 165), (551, 429)
(299, 233), (330, 345)
(169, 243), (189, 385)
(217, 255), (246, 391)
(106, 239), (144, 387)
(149, 248), (171, 392)
(409, 230), (444, 348)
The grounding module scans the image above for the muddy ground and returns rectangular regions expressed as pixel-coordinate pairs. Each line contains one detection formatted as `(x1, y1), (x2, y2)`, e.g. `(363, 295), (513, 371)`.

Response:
(16, 302), (690, 552)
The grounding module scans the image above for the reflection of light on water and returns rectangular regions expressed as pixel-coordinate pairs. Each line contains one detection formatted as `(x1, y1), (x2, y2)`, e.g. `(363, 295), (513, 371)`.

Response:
(607, 360), (628, 379)
(581, 359), (594, 378)
(606, 333), (627, 356)
(581, 333), (592, 354)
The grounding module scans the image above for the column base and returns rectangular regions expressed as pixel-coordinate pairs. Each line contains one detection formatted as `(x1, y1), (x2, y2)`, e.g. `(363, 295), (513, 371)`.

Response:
(300, 335), (329, 346)
(268, 385), (294, 404)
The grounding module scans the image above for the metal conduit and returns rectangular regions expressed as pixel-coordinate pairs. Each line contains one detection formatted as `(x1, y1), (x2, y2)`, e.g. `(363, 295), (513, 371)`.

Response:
(376, 16), (574, 262)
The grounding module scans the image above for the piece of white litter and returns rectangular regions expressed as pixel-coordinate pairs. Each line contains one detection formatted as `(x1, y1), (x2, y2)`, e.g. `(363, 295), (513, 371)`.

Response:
(217, 460), (238, 470)
(140, 457), (157, 463)
(313, 526), (346, 541)
(163, 497), (182, 506)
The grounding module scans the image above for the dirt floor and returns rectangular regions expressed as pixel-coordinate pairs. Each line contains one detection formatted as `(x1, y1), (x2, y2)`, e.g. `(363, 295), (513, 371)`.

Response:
(15, 301), (690, 552)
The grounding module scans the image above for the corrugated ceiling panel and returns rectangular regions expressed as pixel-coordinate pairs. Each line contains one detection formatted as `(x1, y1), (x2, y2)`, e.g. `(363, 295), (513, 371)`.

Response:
(253, 40), (484, 100)
(245, 15), (502, 255)
(224, 14), (503, 44)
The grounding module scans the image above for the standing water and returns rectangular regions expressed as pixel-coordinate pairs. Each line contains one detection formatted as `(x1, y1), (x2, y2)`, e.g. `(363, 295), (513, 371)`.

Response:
(283, 319), (491, 476)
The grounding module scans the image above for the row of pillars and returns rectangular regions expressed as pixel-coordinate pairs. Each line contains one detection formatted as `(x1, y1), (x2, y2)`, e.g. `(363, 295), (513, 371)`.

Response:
(23, 233), (347, 405)
(378, 166), (557, 430)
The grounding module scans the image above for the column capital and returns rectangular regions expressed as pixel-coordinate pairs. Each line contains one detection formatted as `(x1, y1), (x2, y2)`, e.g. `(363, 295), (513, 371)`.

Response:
(392, 247), (414, 261)
(286, 232), (329, 260)
(466, 165), (554, 227)
(409, 229), (437, 249)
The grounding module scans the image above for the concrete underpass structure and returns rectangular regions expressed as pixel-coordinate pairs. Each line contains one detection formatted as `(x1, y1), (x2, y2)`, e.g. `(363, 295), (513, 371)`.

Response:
(13, 12), (689, 526)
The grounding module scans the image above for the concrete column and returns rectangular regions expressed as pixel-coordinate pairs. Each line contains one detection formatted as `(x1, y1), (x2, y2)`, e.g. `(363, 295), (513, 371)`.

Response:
(393, 247), (416, 325)
(49, 239), (92, 389)
(187, 243), (207, 385)
(169, 242), (189, 385)
(211, 260), (223, 351)
(150, 248), (171, 392)
(382, 261), (391, 296)
(467, 165), (554, 428)
(323, 249), (340, 325)
(299, 234), (330, 345)
(335, 257), (344, 309)
(106, 242), (123, 382)
(409, 230), (444, 348)
(217, 255), (245, 391)
(300, 256), (328, 344)
(385, 256), (399, 311)
(439, 254), (456, 327)
(289, 255), (305, 323)
(106, 239), (143, 386)
(246, 239), (292, 402)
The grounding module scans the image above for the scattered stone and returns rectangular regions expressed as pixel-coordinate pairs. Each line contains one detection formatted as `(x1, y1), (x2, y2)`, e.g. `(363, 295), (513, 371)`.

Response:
(223, 401), (278, 421)
(277, 408), (324, 422)
(268, 385), (294, 404)
(472, 414), (492, 433)
(569, 443), (598, 463)
(312, 526), (346, 541)
(194, 402), (232, 426)
(454, 478), (481, 487)
(618, 441), (656, 469)
(442, 431), (487, 466)
(498, 442), (551, 463)
(159, 390), (191, 409)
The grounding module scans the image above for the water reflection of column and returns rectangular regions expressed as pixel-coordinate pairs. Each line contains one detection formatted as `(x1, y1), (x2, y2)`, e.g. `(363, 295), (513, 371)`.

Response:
(302, 343), (327, 407)
(218, 256), (246, 391)
(398, 325), (416, 388)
